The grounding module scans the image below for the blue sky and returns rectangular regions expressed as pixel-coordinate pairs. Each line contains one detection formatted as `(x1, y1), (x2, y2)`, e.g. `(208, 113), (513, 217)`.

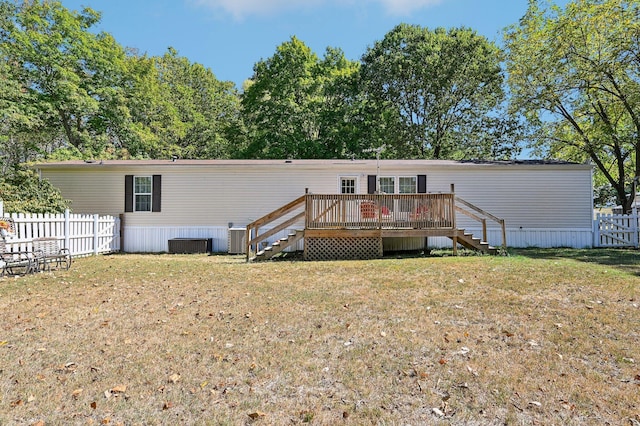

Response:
(58, 0), (562, 89)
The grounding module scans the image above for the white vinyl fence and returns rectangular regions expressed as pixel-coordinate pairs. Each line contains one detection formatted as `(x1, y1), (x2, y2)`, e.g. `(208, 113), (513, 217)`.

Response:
(594, 213), (639, 248)
(1, 207), (120, 257)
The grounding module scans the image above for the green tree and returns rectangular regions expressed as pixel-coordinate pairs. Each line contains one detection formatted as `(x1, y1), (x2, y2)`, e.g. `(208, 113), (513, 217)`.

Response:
(151, 48), (242, 159)
(242, 37), (362, 159)
(0, 167), (69, 213)
(360, 24), (519, 160)
(504, 0), (640, 211)
(0, 0), (131, 156)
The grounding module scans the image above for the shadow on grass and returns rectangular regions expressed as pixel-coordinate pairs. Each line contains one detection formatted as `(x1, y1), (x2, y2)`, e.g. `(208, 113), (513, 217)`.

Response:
(510, 247), (640, 276)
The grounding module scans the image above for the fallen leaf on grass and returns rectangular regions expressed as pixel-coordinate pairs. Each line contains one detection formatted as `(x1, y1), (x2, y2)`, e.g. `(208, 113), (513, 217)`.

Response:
(432, 407), (445, 417)
(466, 365), (479, 377)
(169, 373), (181, 384)
(162, 402), (173, 410)
(91, 401), (97, 409)
(248, 411), (266, 419)
(111, 385), (127, 393)
(457, 347), (470, 355)
(72, 388), (83, 399)
(105, 385), (127, 398)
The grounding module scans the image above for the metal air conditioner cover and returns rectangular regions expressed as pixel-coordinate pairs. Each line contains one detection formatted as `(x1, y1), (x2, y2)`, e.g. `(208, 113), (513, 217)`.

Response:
(228, 228), (246, 254)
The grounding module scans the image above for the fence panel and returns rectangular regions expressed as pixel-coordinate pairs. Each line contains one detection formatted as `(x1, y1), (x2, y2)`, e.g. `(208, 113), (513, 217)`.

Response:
(2, 209), (120, 257)
(594, 213), (639, 248)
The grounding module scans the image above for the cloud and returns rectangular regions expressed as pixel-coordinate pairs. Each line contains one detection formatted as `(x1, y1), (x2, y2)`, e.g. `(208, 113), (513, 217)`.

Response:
(190, 0), (443, 20)
(378, 0), (444, 16)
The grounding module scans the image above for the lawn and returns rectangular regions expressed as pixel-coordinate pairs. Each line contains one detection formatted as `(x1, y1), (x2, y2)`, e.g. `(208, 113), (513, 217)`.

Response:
(0, 249), (638, 425)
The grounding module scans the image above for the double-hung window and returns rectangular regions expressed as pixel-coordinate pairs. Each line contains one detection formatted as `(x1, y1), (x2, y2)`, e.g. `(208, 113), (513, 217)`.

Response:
(399, 176), (417, 194)
(134, 176), (152, 212)
(379, 177), (395, 194)
(125, 174), (161, 213)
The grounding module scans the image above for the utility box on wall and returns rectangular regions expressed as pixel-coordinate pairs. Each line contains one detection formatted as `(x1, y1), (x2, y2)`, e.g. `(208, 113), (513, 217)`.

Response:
(228, 228), (246, 254)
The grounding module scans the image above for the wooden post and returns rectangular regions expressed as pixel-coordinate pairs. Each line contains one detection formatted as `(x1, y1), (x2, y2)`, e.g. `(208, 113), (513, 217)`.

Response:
(245, 226), (251, 262)
(452, 230), (458, 256)
(482, 219), (487, 243)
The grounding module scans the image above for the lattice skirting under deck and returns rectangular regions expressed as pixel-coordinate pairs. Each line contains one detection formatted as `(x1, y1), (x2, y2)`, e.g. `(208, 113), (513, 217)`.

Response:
(304, 237), (383, 261)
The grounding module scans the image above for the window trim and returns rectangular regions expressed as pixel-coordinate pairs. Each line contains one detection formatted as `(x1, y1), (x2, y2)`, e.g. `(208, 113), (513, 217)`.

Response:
(398, 176), (417, 194)
(338, 175), (359, 194)
(125, 174), (161, 213)
(367, 174), (427, 194)
(378, 176), (396, 194)
(134, 176), (153, 212)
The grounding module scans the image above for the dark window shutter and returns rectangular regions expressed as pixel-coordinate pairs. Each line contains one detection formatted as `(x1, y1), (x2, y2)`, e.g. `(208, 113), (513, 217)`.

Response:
(367, 175), (377, 194)
(124, 175), (133, 212)
(152, 175), (161, 212)
(417, 175), (427, 193)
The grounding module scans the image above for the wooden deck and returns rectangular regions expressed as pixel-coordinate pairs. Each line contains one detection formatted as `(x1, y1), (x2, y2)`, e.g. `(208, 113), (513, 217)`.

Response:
(246, 190), (506, 261)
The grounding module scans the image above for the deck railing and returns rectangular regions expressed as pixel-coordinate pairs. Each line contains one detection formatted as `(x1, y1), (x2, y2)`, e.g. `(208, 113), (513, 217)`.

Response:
(245, 190), (506, 260)
(245, 195), (306, 260)
(454, 196), (507, 248)
(306, 193), (456, 230)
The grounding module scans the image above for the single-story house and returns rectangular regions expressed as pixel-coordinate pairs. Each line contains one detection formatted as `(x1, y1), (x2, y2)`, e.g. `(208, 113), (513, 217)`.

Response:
(34, 159), (594, 256)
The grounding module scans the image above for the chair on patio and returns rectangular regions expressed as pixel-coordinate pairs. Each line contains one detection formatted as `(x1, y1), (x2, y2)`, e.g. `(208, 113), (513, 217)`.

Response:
(409, 204), (430, 221)
(32, 237), (71, 271)
(0, 218), (38, 276)
(360, 201), (391, 220)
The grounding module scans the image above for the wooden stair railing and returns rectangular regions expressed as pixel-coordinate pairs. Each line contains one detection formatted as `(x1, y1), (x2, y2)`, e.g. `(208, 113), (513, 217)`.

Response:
(245, 194), (306, 261)
(454, 196), (507, 250)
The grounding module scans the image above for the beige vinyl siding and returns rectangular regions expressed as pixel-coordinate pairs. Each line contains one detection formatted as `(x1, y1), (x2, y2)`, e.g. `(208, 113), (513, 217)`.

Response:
(38, 162), (592, 228)
(38, 160), (593, 242)
(42, 169), (123, 215)
(352, 163), (592, 230)
(421, 166), (593, 229)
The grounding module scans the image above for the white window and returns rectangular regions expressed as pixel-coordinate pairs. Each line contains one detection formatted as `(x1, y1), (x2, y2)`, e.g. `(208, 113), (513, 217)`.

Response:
(379, 176), (395, 194)
(340, 177), (357, 194)
(134, 176), (152, 212)
(399, 176), (417, 194)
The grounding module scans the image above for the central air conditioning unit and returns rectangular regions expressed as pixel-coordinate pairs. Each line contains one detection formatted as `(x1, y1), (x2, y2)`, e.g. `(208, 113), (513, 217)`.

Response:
(228, 228), (246, 254)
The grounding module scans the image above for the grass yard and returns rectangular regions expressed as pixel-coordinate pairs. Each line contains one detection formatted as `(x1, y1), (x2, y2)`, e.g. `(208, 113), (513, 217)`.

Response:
(0, 249), (639, 425)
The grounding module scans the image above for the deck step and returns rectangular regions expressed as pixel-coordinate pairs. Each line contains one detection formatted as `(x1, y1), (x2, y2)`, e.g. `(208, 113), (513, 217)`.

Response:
(451, 228), (498, 255)
(252, 229), (305, 261)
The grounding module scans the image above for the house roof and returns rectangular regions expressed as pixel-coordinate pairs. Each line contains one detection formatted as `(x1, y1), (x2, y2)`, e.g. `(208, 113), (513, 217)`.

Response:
(34, 158), (591, 170)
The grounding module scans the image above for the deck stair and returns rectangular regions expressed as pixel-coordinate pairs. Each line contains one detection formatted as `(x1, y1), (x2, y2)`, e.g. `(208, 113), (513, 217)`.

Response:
(253, 229), (305, 261)
(453, 229), (498, 255)
(246, 189), (506, 261)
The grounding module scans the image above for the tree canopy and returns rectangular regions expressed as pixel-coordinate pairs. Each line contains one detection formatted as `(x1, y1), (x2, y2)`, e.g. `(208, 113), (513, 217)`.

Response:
(504, 0), (640, 210)
(1, 0), (130, 154)
(360, 24), (520, 160)
(5, 1), (599, 212)
(241, 37), (362, 159)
